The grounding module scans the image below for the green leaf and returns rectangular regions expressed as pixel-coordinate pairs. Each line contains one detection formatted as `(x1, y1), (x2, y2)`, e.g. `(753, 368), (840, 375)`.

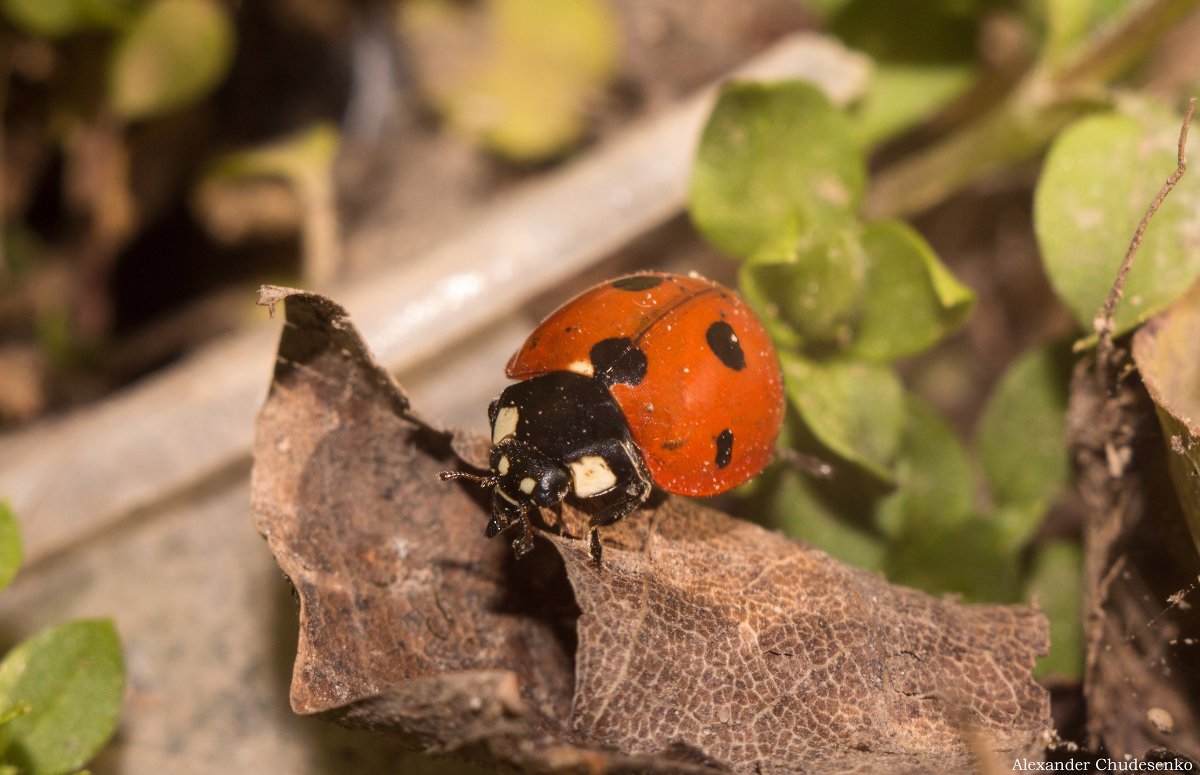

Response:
(758, 469), (886, 571)
(108, 0), (235, 121)
(1029, 0), (1091, 63)
(1028, 540), (1084, 679)
(740, 225), (869, 347)
(846, 219), (975, 361)
(782, 353), (905, 481)
(875, 394), (974, 539)
(851, 63), (974, 148)
(976, 341), (1072, 547)
(399, 0), (617, 162)
(690, 80), (865, 259)
(0, 701), (31, 728)
(0, 620), (124, 775)
(1, 0), (136, 37)
(1034, 108), (1200, 337)
(1027, 0), (1132, 62)
(0, 503), (20, 595)
(202, 124), (340, 187)
(885, 516), (1022, 602)
(831, 0), (983, 64)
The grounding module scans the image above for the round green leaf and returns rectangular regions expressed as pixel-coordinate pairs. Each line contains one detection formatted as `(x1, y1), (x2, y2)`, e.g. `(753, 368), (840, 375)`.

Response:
(689, 80), (866, 259)
(399, 0), (617, 162)
(851, 62), (973, 148)
(740, 224), (868, 347)
(847, 219), (975, 361)
(108, 0), (235, 121)
(759, 469), (885, 571)
(1027, 540), (1083, 679)
(0, 502), (20, 595)
(782, 353), (905, 481)
(1034, 109), (1200, 337)
(976, 341), (1071, 546)
(0, 619), (123, 775)
(875, 394), (973, 539)
(884, 517), (1022, 603)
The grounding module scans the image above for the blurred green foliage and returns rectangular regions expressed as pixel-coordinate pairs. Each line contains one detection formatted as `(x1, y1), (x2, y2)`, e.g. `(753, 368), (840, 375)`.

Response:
(1, 0), (234, 119)
(398, 0), (617, 162)
(0, 503), (125, 775)
(691, 0), (1200, 684)
(1035, 107), (1200, 338)
(108, 0), (234, 121)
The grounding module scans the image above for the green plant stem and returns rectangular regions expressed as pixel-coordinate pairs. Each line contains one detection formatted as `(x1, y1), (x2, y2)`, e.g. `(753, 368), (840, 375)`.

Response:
(864, 0), (1200, 220)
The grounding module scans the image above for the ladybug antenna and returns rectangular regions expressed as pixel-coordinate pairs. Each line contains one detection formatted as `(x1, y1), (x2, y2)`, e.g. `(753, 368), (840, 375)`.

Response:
(776, 447), (834, 479)
(439, 470), (499, 488)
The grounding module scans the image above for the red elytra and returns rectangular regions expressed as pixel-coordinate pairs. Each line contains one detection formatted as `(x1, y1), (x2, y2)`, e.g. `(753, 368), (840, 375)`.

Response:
(507, 272), (785, 497)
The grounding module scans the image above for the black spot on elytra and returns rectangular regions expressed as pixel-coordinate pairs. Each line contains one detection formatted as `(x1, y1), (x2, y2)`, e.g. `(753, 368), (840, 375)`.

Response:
(612, 275), (664, 292)
(715, 429), (734, 469)
(590, 337), (647, 386)
(706, 320), (745, 371)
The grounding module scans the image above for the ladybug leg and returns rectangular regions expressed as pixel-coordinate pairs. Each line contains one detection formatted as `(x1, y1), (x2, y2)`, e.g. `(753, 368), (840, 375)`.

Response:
(586, 444), (652, 564)
(485, 506), (536, 559)
(488, 492), (536, 558)
(513, 510), (535, 558)
(587, 497), (641, 564)
(484, 513), (508, 538)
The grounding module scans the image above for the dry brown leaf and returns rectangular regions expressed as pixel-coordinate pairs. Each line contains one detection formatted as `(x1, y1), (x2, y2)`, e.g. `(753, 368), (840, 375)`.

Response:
(1132, 276), (1200, 553)
(251, 285), (1053, 773)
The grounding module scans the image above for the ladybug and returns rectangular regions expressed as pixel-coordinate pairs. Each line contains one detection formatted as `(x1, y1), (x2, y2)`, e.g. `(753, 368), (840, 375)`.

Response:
(441, 272), (785, 563)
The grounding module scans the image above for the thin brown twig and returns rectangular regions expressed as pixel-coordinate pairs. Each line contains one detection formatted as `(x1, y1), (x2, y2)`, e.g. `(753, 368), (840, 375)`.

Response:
(1095, 97), (1196, 392)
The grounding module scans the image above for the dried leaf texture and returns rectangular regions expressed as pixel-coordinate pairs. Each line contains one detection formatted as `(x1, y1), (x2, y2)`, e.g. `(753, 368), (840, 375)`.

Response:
(251, 286), (1052, 774)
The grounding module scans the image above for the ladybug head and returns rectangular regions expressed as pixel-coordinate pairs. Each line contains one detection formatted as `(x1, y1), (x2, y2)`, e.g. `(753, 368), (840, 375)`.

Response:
(489, 437), (570, 511)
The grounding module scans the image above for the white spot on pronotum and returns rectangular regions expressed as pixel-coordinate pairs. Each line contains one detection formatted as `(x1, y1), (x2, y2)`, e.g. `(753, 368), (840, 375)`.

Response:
(519, 477), (536, 494)
(567, 359), (594, 376)
(569, 455), (617, 497)
(497, 456), (510, 475)
(492, 406), (519, 444)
